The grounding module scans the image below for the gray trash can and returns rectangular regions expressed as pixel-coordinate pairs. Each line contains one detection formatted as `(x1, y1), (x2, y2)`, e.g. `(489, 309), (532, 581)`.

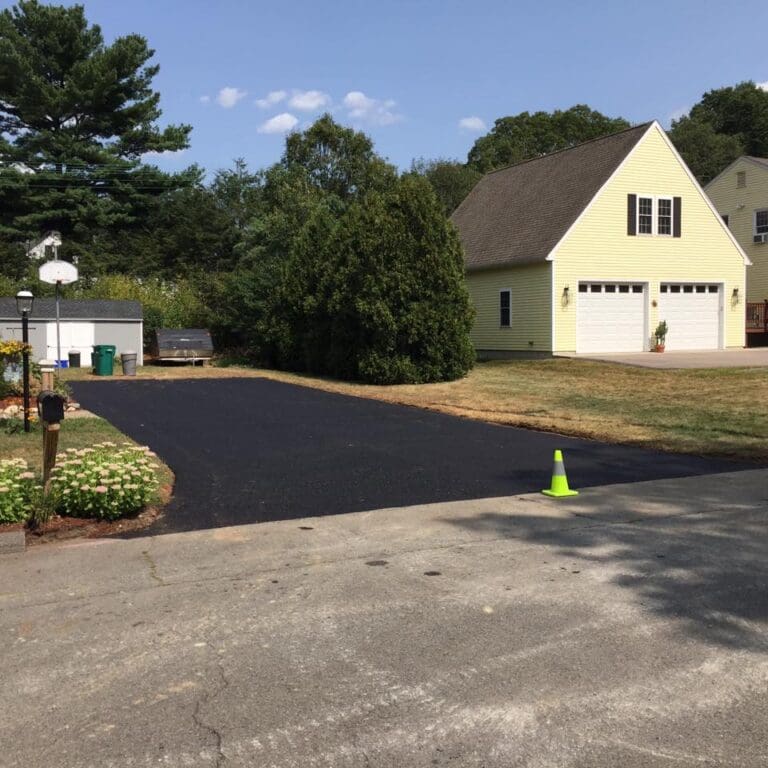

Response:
(121, 351), (138, 376)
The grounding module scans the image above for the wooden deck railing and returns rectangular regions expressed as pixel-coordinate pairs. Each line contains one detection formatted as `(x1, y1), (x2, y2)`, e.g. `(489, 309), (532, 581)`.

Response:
(746, 301), (768, 333)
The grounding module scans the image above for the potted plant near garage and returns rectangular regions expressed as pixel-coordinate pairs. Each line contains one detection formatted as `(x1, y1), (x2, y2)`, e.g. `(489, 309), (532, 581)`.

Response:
(653, 320), (668, 352)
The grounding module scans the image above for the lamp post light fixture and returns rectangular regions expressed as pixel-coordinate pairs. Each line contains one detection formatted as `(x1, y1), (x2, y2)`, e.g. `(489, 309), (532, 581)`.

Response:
(15, 290), (34, 433)
(562, 286), (571, 306)
(732, 287), (740, 305)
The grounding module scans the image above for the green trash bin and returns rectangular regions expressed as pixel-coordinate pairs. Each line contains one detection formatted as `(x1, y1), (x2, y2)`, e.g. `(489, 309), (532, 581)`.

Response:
(92, 344), (116, 376)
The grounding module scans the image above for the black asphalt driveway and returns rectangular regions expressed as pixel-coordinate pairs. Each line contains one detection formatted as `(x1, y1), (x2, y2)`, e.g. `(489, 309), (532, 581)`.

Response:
(73, 378), (744, 534)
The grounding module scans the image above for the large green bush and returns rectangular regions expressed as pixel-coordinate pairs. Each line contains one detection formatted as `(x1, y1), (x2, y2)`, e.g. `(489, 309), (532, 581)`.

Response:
(274, 175), (475, 383)
(220, 117), (475, 384)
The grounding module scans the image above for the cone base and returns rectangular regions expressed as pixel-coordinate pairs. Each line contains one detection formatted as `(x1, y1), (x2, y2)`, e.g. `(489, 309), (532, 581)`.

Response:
(541, 489), (579, 498)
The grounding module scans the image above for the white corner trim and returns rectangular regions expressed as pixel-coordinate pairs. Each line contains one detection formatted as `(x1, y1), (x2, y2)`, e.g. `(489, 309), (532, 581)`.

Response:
(550, 259), (556, 351)
(545, 122), (655, 262)
(652, 121), (752, 266)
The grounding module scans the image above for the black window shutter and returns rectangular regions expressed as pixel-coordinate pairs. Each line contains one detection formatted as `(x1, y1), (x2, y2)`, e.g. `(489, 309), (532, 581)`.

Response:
(673, 197), (682, 237)
(627, 194), (637, 236)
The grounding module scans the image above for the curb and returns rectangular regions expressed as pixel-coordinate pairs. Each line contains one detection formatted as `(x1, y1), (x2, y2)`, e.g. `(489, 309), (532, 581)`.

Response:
(0, 528), (25, 555)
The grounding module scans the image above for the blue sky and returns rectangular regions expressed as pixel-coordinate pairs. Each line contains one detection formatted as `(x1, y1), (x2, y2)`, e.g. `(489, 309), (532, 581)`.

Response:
(15, 0), (768, 174)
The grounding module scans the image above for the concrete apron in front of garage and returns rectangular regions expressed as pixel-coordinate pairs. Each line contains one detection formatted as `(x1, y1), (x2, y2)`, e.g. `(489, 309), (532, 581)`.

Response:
(562, 347), (768, 369)
(2, 467), (768, 767)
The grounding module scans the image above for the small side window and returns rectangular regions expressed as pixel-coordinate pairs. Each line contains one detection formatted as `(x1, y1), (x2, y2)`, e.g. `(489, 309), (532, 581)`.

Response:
(737, 171), (746, 188)
(500, 289), (511, 327)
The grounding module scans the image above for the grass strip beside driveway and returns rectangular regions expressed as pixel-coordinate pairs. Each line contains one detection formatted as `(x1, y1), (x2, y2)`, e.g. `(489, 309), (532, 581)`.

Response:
(61, 358), (768, 462)
(0, 417), (174, 493)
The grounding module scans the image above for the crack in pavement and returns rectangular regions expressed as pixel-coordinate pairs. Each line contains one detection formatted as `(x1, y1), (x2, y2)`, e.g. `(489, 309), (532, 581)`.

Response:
(141, 549), (166, 586)
(191, 640), (230, 766)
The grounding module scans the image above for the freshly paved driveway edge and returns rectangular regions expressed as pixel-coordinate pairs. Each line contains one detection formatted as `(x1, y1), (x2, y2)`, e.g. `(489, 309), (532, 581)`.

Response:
(71, 377), (746, 534)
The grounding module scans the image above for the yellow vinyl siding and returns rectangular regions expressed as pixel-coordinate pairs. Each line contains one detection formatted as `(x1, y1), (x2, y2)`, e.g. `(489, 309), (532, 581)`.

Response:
(466, 263), (552, 351)
(706, 158), (768, 302)
(553, 124), (746, 352)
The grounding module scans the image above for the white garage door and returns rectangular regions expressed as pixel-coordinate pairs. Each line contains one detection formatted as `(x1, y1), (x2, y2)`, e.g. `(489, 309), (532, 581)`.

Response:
(657, 284), (721, 351)
(46, 322), (95, 366)
(576, 282), (646, 353)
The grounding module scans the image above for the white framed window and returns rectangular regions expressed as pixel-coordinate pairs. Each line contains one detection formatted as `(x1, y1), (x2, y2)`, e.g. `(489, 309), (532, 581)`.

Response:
(499, 289), (511, 327)
(657, 197), (673, 236)
(636, 195), (675, 236)
(755, 209), (768, 236)
(638, 196), (653, 234)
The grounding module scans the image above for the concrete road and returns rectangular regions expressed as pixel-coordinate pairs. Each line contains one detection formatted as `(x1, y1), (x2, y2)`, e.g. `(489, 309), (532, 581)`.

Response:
(2, 469), (768, 767)
(71, 378), (742, 533)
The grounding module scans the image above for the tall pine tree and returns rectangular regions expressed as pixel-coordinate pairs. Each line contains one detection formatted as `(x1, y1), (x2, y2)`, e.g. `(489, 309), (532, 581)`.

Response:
(0, 0), (192, 273)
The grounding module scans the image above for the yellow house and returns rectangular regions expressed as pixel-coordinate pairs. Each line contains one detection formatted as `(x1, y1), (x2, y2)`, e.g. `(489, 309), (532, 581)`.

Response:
(452, 121), (749, 356)
(705, 156), (768, 340)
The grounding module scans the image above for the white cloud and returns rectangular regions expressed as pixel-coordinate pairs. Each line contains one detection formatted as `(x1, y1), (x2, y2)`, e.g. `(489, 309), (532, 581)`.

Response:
(458, 116), (486, 133)
(343, 90), (402, 126)
(288, 89), (331, 111)
(758, 81), (768, 92)
(216, 86), (247, 109)
(257, 112), (299, 134)
(255, 90), (287, 109)
(142, 149), (188, 159)
(199, 95), (210, 104)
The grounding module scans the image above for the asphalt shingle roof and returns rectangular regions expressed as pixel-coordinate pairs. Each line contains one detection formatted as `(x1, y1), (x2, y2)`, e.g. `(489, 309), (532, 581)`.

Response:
(0, 298), (142, 320)
(451, 122), (653, 271)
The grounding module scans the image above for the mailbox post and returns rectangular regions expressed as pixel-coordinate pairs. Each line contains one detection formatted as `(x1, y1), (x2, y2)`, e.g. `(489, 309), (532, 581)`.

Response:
(37, 387), (66, 490)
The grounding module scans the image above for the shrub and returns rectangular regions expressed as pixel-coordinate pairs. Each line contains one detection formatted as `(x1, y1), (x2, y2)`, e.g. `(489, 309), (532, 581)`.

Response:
(50, 443), (160, 520)
(275, 175), (476, 383)
(0, 458), (38, 524)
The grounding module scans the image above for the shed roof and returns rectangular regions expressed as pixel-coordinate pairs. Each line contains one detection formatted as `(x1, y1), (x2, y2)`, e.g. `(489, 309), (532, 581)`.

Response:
(451, 122), (653, 271)
(0, 298), (142, 320)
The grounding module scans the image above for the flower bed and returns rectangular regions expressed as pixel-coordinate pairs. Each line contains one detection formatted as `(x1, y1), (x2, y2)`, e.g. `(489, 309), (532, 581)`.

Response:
(0, 458), (38, 524)
(49, 443), (160, 520)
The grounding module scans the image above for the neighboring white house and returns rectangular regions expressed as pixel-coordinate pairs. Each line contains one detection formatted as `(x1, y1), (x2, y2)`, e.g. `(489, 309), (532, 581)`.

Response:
(26, 230), (63, 261)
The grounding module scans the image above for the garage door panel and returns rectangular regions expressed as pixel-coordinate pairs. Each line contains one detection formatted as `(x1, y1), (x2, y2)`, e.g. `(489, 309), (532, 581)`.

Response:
(658, 284), (721, 351)
(577, 283), (646, 353)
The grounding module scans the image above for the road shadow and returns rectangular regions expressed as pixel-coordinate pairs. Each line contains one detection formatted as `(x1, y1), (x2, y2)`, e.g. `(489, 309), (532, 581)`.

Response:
(443, 478), (768, 650)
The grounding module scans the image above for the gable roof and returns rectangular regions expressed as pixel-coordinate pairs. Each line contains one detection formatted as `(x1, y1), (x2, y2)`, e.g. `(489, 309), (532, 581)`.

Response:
(705, 155), (768, 190)
(0, 298), (142, 320)
(746, 156), (768, 169)
(451, 122), (653, 271)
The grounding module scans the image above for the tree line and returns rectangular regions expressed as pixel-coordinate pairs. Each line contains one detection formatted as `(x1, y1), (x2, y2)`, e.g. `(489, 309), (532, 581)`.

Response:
(1, 1), (766, 382)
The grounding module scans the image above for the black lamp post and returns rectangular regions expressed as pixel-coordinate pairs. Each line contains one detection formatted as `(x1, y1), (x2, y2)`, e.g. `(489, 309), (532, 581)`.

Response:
(15, 290), (34, 433)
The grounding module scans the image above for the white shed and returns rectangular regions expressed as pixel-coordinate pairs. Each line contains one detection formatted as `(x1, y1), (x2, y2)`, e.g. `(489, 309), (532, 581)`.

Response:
(0, 298), (143, 367)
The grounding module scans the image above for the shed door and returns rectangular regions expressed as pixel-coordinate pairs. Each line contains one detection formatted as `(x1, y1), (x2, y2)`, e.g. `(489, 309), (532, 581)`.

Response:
(576, 282), (646, 353)
(46, 322), (95, 365)
(657, 284), (722, 350)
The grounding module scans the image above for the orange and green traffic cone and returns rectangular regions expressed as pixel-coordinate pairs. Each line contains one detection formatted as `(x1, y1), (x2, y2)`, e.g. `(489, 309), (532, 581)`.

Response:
(541, 449), (578, 498)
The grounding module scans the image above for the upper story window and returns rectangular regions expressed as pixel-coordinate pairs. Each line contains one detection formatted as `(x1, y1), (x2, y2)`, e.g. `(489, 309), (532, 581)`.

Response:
(755, 210), (768, 237)
(657, 197), (673, 235)
(737, 171), (746, 188)
(629, 194), (677, 237)
(638, 197), (653, 234)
